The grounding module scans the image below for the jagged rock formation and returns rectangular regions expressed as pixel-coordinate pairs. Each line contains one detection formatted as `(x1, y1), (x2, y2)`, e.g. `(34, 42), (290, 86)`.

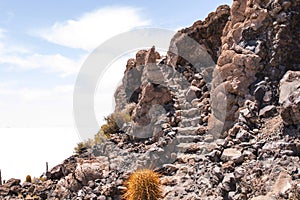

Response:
(280, 70), (300, 125)
(210, 0), (300, 134)
(1, 0), (300, 199)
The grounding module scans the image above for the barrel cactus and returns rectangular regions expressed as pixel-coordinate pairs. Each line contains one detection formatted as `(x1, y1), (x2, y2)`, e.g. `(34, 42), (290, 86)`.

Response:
(123, 169), (162, 200)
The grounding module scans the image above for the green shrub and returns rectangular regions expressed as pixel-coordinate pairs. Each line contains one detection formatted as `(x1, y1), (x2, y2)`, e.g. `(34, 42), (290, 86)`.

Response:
(74, 142), (88, 155)
(113, 111), (131, 128)
(101, 107), (133, 136)
(101, 115), (119, 136)
(94, 131), (108, 144)
(94, 111), (131, 143)
(74, 108), (133, 153)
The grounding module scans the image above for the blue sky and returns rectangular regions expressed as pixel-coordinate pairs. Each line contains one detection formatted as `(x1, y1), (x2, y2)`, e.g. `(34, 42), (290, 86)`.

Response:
(0, 0), (232, 127)
(0, 0), (233, 180)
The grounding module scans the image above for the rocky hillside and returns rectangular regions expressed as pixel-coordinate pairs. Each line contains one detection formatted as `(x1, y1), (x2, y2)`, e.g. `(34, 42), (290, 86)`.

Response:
(1, 0), (300, 199)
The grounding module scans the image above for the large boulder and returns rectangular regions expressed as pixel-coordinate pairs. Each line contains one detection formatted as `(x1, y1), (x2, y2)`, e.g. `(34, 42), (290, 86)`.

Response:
(53, 159), (105, 198)
(142, 46), (164, 85)
(279, 71), (300, 104)
(167, 5), (230, 66)
(280, 71), (300, 125)
(280, 89), (300, 125)
(114, 47), (161, 111)
(131, 82), (173, 131)
(0, 178), (21, 196)
(209, 0), (300, 134)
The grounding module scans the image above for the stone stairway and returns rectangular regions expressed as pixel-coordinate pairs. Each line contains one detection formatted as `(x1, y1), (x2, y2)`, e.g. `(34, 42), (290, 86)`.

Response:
(160, 64), (211, 156)
(174, 99), (205, 155)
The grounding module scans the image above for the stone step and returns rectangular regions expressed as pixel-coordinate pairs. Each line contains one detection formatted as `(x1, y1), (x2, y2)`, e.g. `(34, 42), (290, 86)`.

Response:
(177, 142), (216, 155)
(174, 99), (187, 105)
(176, 94), (186, 99)
(176, 100), (193, 107)
(175, 127), (200, 135)
(164, 80), (174, 86)
(176, 153), (206, 163)
(176, 135), (202, 143)
(176, 92), (186, 100)
(175, 101), (190, 110)
(179, 116), (202, 127)
(182, 102), (193, 110)
(176, 142), (205, 152)
(179, 108), (200, 118)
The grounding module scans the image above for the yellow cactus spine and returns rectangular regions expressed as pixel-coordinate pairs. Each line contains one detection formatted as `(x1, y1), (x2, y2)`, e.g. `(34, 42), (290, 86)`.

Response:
(123, 169), (162, 200)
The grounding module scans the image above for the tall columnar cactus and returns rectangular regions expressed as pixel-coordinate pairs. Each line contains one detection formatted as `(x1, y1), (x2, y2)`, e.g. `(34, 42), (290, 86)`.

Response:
(123, 169), (162, 200)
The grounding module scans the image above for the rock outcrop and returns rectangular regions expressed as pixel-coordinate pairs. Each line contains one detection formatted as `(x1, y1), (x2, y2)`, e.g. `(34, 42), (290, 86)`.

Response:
(210, 0), (300, 135)
(1, 0), (300, 199)
(280, 70), (300, 125)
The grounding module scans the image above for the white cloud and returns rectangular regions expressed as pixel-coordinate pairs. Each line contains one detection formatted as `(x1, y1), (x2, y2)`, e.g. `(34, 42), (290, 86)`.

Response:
(0, 28), (86, 76)
(0, 7), (150, 77)
(0, 7), (150, 127)
(37, 7), (150, 51)
(0, 53), (87, 77)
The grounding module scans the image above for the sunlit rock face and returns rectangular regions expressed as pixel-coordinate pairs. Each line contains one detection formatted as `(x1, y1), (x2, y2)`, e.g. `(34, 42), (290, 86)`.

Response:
(210, 0), (300, 134)
(1, 1), (300, 199)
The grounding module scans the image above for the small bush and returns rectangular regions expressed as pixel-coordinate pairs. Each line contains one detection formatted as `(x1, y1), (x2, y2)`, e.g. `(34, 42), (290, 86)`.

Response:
(113, 111), (132, 128)
(94, 131), (108, 144)
(25, 175), (32, 183)
(74, 142), (88, 155)
(94, 111), (131, 144)
(101, 115), (119, 136)
(31, 177), (42, 184)
(74, 108), (133, 153)
(39, 176), (47, 182)
(100, 108), (132, 136)
(123, 169), (162, 200)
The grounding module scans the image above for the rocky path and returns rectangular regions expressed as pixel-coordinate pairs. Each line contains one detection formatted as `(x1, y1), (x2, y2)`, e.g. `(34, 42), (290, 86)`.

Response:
(1, 0), (300, 199)
(159, 64), (224, 199)
(161, 61), (212, 151)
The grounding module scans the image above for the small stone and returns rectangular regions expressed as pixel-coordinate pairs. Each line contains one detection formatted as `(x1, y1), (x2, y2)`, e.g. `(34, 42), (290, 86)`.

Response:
(196, 126), (207, 135)
(221, 148), (244, 164)
(236, 129), (252, 142)
(250, 196), (273, 200)
(259, 105), (277, 118)
(207, 150), (221, 162)
(234, 166), (246, 180)
(228, 191), (236, 199)
(222, 161), (235, 171)
(167, 131), (176, 137)
(97, 195), (106, 200)
(269, 171), (292, 195)
(253, 128), (259, 134)
(162, 164), (178, 175)
(185, 86), (201, 102)
(213, 166), (224, 180)
(204, 134), (214, 142)
(282, 1), (292, 10)
(4, 178), (21, 188)
(222, 173), (236, 192)
(117, 186), (127, 190)
(160, 177), (178, 186)
(242, 150), (257, 160)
